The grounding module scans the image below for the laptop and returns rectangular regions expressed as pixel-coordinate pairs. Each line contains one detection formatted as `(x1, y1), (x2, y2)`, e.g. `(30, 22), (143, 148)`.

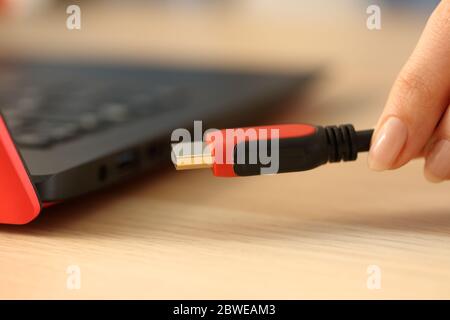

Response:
(0, 59), (318, 206)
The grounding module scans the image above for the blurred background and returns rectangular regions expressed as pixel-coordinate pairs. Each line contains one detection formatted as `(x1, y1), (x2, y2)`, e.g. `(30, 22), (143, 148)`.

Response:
(0, 1), (442, 127)
(0, 0), (441, 66)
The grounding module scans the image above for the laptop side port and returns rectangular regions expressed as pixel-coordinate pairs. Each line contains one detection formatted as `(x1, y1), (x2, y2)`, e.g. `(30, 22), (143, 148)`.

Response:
(98, 164), (108, 182)
(116, 150), (140, 171)
(147, 144), (163, 159)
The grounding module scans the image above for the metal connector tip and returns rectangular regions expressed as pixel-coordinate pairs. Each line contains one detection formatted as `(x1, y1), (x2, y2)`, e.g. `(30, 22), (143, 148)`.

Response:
(171, 142), (213, 170)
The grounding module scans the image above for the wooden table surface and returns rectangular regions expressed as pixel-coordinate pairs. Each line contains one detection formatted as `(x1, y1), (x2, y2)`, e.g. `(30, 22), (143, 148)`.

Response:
(0, 3), (449, 299)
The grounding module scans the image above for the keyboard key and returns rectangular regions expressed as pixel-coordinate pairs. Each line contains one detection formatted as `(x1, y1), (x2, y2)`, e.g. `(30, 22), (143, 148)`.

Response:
(99, 103), (129, 123)
(13, 132), (51, 148)
(48, 123), (79, 141)
(4, 118), (24, 131)
(79, 113), (100, 131)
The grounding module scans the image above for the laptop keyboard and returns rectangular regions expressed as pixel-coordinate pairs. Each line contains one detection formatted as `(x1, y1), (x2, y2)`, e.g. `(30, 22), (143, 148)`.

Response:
(0, 79), (186, 148)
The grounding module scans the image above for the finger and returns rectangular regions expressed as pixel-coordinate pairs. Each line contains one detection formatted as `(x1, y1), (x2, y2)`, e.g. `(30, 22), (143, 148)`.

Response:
(368, 0), (450, 171)
(424, 106), (450, 182)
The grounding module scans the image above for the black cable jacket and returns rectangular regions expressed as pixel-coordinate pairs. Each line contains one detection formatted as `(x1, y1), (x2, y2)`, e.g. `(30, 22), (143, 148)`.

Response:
(355, 129), (374, 152)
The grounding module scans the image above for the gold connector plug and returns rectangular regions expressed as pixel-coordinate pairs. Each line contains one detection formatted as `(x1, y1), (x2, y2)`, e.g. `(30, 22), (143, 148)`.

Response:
(171, 142), (213, 170)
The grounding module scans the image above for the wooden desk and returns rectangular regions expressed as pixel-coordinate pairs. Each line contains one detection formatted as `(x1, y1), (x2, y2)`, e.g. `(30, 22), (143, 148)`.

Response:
(0, 4), (449, 299)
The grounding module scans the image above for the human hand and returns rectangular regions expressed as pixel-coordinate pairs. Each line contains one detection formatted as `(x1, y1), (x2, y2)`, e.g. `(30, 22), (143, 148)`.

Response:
(368, 0), (450, 182)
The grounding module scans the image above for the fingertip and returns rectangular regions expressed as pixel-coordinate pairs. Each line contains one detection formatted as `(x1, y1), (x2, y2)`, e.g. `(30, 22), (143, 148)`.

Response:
(424, 139), (450, 183)
(368, 116), (408, 171)
(424, 169), (445, 183)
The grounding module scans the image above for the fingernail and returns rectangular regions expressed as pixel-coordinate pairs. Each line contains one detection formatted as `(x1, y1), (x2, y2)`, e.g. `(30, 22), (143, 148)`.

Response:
(424, 139), (450, 183)
(368, 117), (408, 171)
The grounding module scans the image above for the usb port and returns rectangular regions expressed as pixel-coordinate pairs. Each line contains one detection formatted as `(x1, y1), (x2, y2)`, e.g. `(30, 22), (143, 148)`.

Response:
(116, 150), (139, 171)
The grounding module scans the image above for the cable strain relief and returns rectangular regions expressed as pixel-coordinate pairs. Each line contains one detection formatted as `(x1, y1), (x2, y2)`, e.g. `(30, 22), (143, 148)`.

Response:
(324, 124), (358, 163)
